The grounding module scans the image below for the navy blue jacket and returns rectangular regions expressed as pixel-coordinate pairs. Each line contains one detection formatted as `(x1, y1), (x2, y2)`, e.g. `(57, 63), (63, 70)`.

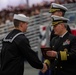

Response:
(1, 29), (43, 75)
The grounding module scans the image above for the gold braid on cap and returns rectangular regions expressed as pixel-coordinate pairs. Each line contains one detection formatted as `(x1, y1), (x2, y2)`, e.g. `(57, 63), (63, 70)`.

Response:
(52, 21), (63, 26)
(49, 8), (60, 13)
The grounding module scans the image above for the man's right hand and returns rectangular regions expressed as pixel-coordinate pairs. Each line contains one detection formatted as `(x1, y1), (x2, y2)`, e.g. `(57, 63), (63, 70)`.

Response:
(40, 63), (48, 73)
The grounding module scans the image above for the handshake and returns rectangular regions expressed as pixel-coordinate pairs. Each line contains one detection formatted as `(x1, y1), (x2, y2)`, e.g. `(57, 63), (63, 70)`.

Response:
(40, 63), (48, 73)
(41, 51), (57, 73)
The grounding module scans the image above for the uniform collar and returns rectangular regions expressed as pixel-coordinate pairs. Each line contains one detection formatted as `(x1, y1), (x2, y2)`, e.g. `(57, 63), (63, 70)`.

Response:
(60, 31), (68, 38)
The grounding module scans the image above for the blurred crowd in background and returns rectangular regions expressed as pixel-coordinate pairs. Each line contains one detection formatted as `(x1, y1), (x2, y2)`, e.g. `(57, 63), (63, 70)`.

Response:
(0, 0), (76, 25)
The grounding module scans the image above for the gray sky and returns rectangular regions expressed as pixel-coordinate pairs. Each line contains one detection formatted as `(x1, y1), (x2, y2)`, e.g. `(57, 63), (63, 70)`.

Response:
(0, 0), (54, 10)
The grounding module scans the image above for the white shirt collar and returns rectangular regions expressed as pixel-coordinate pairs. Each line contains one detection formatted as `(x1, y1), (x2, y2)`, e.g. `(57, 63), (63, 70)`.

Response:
(60, 31), (68, 38)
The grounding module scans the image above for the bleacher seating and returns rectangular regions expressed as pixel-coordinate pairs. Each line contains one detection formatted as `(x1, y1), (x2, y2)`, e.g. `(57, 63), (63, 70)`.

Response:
(63, 3), (76, 11)
(0, 3), (76, 54)
(0, 13), (51, 54)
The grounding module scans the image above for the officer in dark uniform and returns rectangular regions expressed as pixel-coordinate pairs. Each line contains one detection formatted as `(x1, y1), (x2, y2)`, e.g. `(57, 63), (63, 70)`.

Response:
(49, 3), (71, 41)
(40, 3), (71, 75)
(43, 15), (76, 75)
(1, 14), (47, 75)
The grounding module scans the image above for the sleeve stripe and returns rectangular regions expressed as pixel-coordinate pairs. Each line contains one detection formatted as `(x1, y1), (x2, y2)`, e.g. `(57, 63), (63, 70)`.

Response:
(44, 59), (50, 66)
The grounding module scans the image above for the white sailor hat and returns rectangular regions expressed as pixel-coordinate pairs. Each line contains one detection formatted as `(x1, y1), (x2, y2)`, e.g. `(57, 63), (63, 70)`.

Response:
(49, 3), (68, 13)
(13, 14), (29, 23)
(51, 15), (69, 26)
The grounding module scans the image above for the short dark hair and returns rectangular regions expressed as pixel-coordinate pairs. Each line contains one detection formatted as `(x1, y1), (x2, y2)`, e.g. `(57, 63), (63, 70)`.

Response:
(14, 19), (20, 27)
(14, 19), (25, 27)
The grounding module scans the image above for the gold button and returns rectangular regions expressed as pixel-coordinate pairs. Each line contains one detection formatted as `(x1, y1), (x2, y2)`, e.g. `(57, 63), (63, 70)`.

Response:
(64, 48), (68, 52)
(60, 66), (62, 68)
(55, 66), (57, 68)
(53, 46), (54, 47)
(67, 54), (69, 56)
(55, 58), (57, 60)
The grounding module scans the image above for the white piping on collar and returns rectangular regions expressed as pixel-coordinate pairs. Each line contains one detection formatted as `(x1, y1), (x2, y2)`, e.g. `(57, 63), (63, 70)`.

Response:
(3, 32), (24, 43)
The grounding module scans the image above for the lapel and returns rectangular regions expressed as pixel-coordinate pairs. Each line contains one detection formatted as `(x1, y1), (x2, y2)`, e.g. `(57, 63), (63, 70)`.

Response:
(53, 32), (69, 51)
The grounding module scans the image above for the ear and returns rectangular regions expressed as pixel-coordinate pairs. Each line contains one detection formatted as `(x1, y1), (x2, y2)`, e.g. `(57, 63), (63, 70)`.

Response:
(19, 22), (23, 27)
(59, 11), (63, 16)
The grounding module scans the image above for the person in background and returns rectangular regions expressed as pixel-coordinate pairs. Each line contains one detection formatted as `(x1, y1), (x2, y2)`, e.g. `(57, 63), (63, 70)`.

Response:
(42, 15), (76, 75)
(1, 14), (47, 75)
(49, 3), (71, 41)
(39, 3), (71, 75)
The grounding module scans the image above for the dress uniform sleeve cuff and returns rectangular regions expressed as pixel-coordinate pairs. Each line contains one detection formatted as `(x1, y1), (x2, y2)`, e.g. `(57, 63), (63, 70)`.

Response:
(59, 51), (67, 61)
(44, 59), (50, 66)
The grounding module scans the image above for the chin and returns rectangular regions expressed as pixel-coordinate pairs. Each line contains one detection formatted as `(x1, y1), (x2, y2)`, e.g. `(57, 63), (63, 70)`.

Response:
(55, 33), (58, 35)
(24, 30), (27, 32)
